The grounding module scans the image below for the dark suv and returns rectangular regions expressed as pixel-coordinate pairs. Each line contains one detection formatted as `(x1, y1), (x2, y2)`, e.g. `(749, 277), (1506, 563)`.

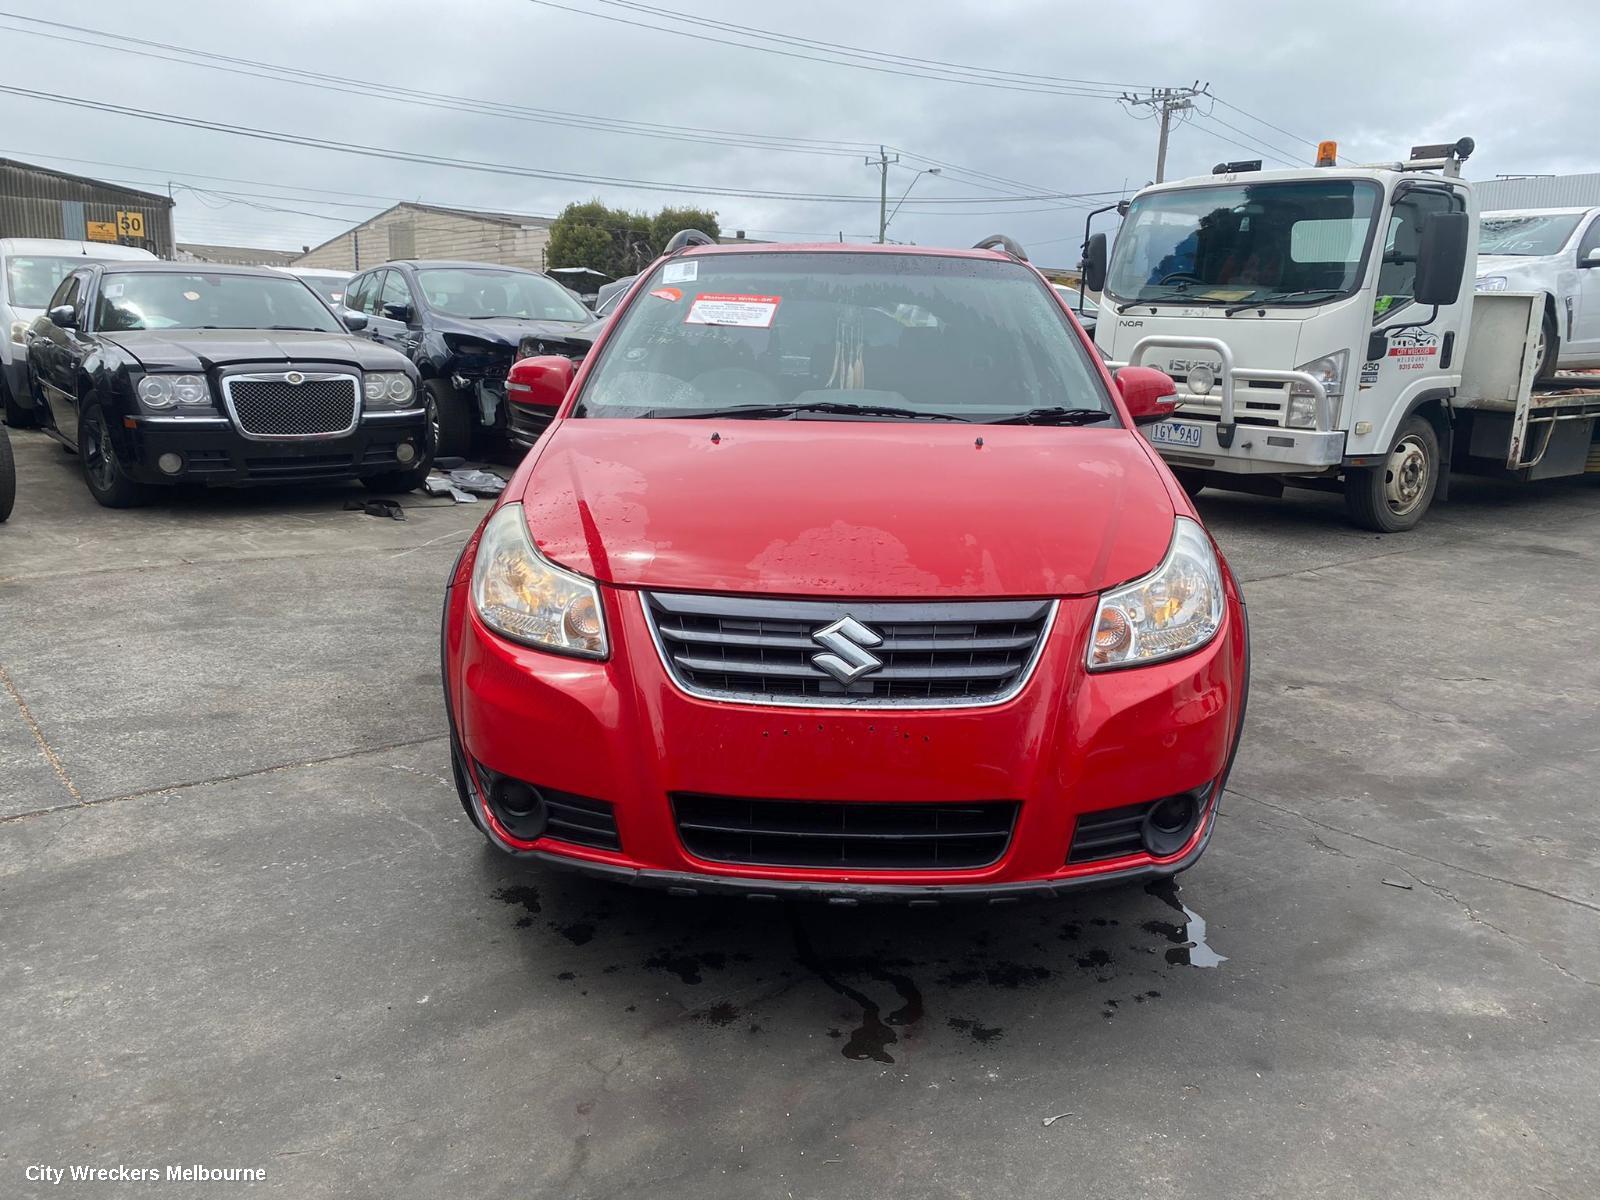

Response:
(341, 261), (595, 456)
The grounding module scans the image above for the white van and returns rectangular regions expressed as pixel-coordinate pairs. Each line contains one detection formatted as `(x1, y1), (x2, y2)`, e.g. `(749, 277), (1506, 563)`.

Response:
(1475, 208), (1600, 378)
(2, 238), (156, 425)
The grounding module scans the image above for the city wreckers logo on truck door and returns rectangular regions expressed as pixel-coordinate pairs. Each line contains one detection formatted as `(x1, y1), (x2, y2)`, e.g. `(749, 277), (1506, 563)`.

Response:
(1386, 329), (1439, 371)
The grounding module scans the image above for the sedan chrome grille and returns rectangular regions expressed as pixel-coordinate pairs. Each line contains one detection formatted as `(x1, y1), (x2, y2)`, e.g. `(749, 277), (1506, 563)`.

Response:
(221, 372), (360, 440)
(643, 592), (1055, 708)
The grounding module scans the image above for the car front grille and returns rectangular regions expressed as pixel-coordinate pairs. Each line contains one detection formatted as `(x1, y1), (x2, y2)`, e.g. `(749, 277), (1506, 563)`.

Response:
(643, 592), (1055, 708)
(222, 372), (359, 440)
(672, 794), (1017, 869)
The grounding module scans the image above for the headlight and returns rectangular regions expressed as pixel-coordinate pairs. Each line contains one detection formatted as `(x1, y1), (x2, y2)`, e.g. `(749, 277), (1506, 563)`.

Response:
(363, 371), (415, 407)
(470, 504), (608, 658)
(1088, 518), (1224, 671)
(137, 373), (210, 409)
(1288, 351), (1345, 428)
(10, 320), (28, 345)
(1475, 276), (1508, 292)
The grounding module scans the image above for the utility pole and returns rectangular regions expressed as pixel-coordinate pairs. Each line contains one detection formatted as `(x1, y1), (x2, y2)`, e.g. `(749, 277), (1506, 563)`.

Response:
(865, 146), (899, 243)
(1120, 82), (1209, 183)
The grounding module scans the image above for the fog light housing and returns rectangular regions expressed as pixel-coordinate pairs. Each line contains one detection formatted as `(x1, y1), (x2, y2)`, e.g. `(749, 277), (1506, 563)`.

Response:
(481, 766), (548, 842)
(395, 441), (417, 464)
(1141, 789), (1205, 857)
(157, 452), (184, 476)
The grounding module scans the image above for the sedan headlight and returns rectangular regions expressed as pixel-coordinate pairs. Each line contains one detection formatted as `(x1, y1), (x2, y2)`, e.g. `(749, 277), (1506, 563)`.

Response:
(471, 504), (607, 658)
(1088, 518), (1224, 670)
(1288, 351), (1345, 428)
(363, 371), (415, 408)
(1475, 275), (1508, 292)
(137, 373), (211, 409)
(10, 320), (29, 345)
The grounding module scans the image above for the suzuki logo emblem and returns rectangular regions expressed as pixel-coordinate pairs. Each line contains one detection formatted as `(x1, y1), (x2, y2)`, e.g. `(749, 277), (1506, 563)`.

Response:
(285, 371), (305, 385)
(810, 616), (884, 686)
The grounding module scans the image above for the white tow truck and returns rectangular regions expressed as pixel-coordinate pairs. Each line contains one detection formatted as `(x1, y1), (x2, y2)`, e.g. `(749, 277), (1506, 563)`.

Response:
(1084, 139), (1600, 530)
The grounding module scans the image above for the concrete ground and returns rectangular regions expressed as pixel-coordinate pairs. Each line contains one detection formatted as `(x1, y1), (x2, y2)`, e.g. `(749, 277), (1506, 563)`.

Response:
(2, 425), (1598, 1200)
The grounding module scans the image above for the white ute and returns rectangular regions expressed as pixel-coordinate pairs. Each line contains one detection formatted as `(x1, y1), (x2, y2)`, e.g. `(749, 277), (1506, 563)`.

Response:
(1087, 139), (1600, 531)
(1475, 207), (1600, 379)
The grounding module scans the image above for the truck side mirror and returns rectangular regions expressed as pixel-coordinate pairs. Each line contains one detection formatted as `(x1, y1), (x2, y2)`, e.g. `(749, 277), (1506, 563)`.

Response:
(1582, 247), (1600, 269)
(506, 355), (574, 411)
(1414, 212), (1469, 306)
(1083, 232), (1108, 294)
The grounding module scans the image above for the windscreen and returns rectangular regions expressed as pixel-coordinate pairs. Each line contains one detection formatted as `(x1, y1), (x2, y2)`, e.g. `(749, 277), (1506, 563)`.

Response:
(1105, 179), (1382, 307)
(94, 272), (344, 332)
(416, 268), (591, 321)
(296, 274), (348, 306)
(573, 253), (1111, 424)
(7, 256), (97, 309)
(1478, 213), (1582, 256)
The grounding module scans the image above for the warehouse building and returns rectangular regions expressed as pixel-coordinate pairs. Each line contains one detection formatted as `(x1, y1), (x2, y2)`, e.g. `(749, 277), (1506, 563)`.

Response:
(292, 202), (553, 271)
(1475, 173), (1600, 210)
(0, 157), (175, 257)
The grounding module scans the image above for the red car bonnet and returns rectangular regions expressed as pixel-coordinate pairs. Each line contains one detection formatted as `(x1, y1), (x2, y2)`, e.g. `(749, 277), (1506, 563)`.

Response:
(512, 419), (1176, 598)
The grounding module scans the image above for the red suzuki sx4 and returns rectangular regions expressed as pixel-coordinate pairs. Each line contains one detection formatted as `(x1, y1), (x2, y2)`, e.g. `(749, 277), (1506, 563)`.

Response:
(441, 238), (1249, 903)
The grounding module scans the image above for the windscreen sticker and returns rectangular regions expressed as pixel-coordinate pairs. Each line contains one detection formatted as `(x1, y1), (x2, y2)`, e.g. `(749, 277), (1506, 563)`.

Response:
(684, 293), (781, 328)
(103, 282), (124, 299)
(182, 291), (201, 301)
(649, 286), (682, 302)
(662, 261), (698, 284)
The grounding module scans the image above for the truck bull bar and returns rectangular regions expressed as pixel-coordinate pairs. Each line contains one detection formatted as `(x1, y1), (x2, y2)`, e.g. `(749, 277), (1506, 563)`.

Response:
(1108, 335), (1331, 450)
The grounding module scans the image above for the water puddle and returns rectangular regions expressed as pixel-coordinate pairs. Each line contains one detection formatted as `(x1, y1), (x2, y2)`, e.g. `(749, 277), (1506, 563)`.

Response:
(1145, 878), (1228, 967)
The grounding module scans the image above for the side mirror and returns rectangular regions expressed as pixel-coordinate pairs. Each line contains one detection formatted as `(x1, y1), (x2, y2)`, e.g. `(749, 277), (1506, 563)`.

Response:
(341, 310), (369, 332)
(381, 302), (414, 324)
(1413, 211), (1470, 306)
(48, 304), (77, 329)
(1582, 247), (1600, 269)
(506, 355), (575, 411)
(1083, 231), (1108, 294)
(1116, 365), (1181, 425)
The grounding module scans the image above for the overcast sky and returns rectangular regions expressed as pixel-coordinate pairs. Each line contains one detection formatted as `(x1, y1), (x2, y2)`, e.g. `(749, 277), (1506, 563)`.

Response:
(2, 0), (1595, 266)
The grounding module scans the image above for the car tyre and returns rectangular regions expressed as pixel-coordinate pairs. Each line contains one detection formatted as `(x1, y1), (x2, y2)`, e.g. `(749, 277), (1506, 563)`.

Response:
(1344, 414), (1438, 532)
(78, 401), (149, 508)
(1533, 308), (1559, 383)
(362, 458), (434, 494)
(428, 378), (474, 459)
(3, 375), (36, 428)
(1171, 468), (1207, 499)
(0, 425), (15, 521)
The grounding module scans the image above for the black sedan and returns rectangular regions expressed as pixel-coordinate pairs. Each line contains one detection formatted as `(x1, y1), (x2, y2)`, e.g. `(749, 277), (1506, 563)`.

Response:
(341, 261), (595, 456)
(26, 263), (430, 507)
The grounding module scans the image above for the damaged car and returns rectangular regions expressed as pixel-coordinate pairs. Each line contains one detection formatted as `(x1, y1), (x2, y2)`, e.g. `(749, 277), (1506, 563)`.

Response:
(343, 261), (595, 456)
(26, 263), (429, 507)
(443, 235), (1250, 903)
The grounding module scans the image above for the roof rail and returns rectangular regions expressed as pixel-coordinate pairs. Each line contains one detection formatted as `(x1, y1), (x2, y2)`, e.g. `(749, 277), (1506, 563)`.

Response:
(664, 228), (717, 255)
(973, 234), (1029, 262)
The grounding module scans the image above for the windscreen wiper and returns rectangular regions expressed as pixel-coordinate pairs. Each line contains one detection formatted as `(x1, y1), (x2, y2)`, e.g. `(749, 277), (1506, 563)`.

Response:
(989, 407), (1112, 426)
(647, 400), (969, 421)
(1224, 289), (1341, 316)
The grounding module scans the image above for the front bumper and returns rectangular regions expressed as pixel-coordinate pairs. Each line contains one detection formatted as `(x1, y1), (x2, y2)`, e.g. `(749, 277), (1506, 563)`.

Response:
(442, 553), (1250, 902)
(119, 411), (429, 486)
(1145, 417), (1346, 475)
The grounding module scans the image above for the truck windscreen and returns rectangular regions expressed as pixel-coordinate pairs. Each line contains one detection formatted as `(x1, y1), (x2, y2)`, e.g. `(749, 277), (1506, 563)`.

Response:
(1105, 179), (1382, 308)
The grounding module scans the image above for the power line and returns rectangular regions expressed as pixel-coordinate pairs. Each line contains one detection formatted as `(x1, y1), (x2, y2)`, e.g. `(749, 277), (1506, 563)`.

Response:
(1212, 96), (1318, 151)
(524, 0), (1164, 98)
(0, 85), (1099, 205)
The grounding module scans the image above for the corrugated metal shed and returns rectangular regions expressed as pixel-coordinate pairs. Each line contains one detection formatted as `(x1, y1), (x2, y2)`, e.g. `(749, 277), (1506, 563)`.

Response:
(0, 157), (175, 257)
(1474, 173), (1600, 211)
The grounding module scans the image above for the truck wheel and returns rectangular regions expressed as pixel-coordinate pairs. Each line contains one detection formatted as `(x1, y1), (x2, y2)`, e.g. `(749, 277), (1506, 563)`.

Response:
(0, 426), (15, 521)
(1171, 468), (1207, 498)
(428, 379), (473, 459)
(1344, 415), (1438, 532)
(1532, 310), (1559, 383)
(78, 402), (149, 509)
